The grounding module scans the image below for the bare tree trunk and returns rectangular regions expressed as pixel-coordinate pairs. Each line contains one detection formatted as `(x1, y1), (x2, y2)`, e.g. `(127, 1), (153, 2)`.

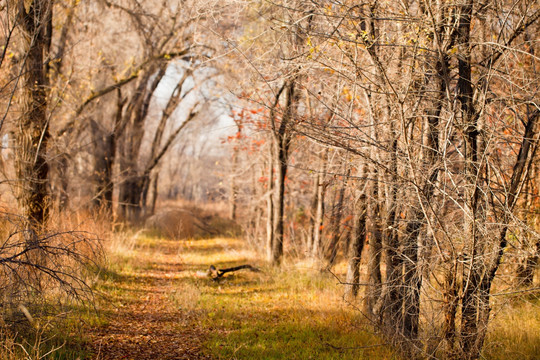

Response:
(306, 156), (321, 254)
(139, 173), (152, 217)
(117, 65), (166, 222)
(51, 152), (69, 212)
(311, 155), (328, 260)
(457, 3), (485, 357)
(381, 138), (402, 336)
(363, 168), (382, 319)
(149, 171), (159, 216)
(15, 0), (53, 231)
(272, 135), (288, 265)
(325, 167), (349, 268)
(443, 262), (459, 352)
(118, 175), (144, 222)
(345, 193), (367, 299)
(91, 122), (115, 211)
(266, 147), (275, 262)
(93, 89), (124, 212)
(230, 151), (238, 221)
(270, 80), (297, 265)
(516, 165), (539, 286)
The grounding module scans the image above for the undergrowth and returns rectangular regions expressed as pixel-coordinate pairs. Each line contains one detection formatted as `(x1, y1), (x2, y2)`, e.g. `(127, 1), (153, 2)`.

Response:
(483, 294), (540, 360)
(6, 224), (537, 359)
(0, 208), (108, 360)
(92, 232), (540, 359)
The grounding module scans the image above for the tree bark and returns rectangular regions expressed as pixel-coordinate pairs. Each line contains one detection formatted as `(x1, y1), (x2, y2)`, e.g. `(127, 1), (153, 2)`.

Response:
(363, 167), (382, 319)
(381, 137), (402, 336)
(272, 132), (289, 265)
(325, 167), (350, 268)
(230, 151), (239, 221)
(270, 80), (297, 265)
(457, 3), (485, 358)
(15, 0), (53, 231)
(306, 155), (320, 254)
(150, 171), (159, 215)
(93, 89), (124, 212)
(311, 152), (328, 260)
(345, 193), (367, 299)
(51, 152), (69, 212)
(117, 64), (166, 221)
(266, 147), (275, 262)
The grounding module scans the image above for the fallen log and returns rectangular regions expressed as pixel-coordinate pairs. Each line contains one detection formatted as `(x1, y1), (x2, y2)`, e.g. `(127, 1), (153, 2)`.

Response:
(207, 264), (260, 280)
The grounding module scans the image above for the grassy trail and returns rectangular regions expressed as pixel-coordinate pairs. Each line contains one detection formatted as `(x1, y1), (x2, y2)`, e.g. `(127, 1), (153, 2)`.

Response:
(88, 235), (397, 359)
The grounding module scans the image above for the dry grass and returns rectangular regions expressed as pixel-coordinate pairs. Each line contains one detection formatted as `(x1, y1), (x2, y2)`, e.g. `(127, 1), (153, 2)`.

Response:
(144, 201), (241, 240)
(158, 198), (230, 219)
(483, 293), (540, 359)
(0, 207), (109, 360)
(1, 203), (537, 359)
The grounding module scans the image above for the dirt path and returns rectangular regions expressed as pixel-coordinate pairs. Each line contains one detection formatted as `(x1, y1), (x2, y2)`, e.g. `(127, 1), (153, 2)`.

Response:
(83, 236), (397, 360)
(87, 239), (211, 360)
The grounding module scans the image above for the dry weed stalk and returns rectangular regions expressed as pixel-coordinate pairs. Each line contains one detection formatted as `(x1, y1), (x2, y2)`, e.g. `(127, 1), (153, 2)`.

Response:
(0, 210), (103, 314)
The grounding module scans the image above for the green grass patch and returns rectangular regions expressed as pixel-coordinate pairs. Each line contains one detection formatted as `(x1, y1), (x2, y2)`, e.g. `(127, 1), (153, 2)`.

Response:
(167, 239), (397, 359)
(206, 321), (391, 360)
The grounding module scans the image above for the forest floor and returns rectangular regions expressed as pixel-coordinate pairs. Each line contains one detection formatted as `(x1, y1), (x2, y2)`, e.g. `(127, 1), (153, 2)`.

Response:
(84, 234), (397, 360)
(86, 235), (211, 359)
(78, 231), (540, 360)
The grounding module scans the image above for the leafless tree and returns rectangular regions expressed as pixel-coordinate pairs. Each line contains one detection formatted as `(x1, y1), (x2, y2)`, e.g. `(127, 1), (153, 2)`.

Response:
(232, 0), (539, 358)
